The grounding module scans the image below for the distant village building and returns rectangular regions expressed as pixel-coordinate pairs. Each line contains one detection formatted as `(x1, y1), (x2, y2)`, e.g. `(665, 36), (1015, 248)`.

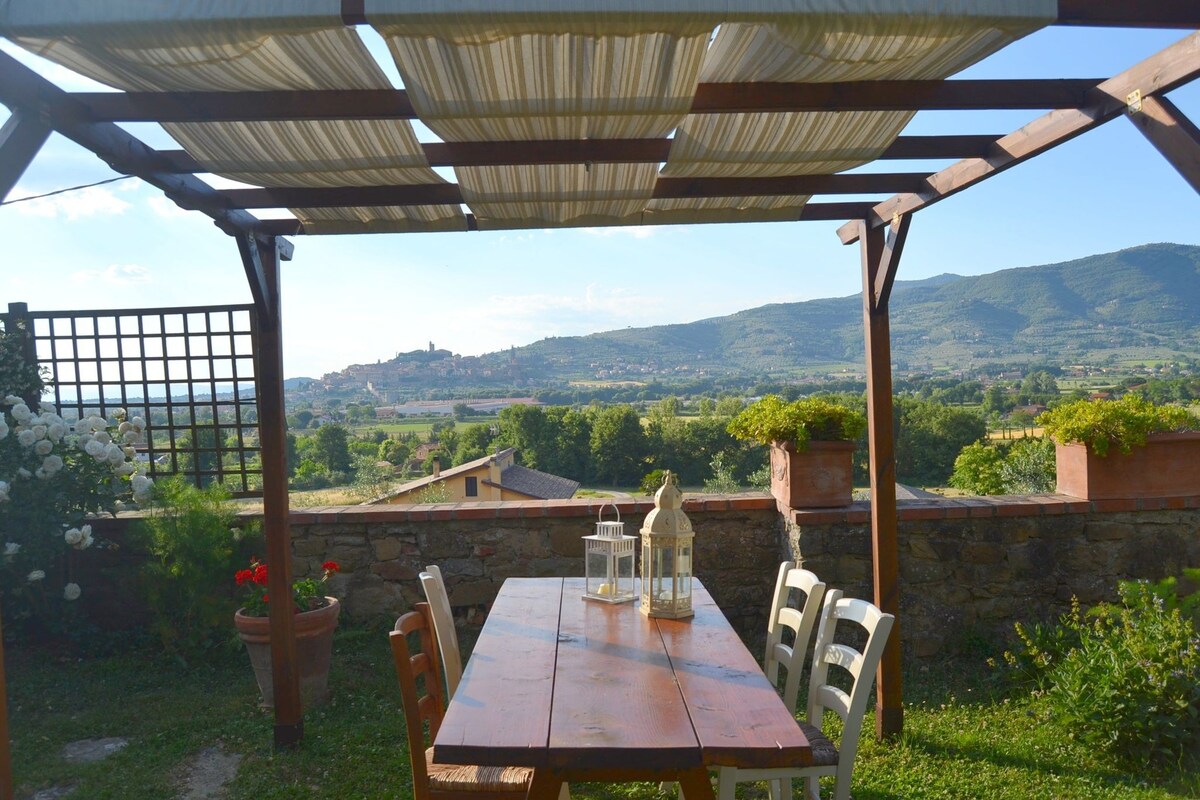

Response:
(371, 447), (579, 504)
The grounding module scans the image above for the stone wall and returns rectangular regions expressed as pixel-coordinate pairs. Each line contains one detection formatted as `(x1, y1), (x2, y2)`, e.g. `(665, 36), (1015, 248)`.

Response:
(89, 492), (1200, 661)
(287, 495), (783, 642)
(785, 494), (1200, 659)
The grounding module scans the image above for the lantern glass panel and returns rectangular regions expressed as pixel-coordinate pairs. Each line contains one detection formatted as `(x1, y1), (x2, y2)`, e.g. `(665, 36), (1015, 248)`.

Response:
(584, 535), (635, 603)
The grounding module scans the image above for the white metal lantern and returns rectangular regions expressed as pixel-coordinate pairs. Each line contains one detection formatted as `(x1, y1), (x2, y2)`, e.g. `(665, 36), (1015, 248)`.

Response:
(583, 504), (637, 603)
(640, 471), (694, 619)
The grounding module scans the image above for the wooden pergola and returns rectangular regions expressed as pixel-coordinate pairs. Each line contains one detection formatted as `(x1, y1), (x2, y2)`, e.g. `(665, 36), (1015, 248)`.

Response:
(1, 3), (1199, 792)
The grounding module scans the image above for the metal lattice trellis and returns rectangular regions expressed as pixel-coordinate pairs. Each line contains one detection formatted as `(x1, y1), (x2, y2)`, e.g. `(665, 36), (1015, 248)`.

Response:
(2, 301), (263, 496)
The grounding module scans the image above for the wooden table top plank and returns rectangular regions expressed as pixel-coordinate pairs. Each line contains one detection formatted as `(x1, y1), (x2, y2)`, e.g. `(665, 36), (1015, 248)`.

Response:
(656, 583), (814, 769)
(549, 578), (701, 770)
(433, 577), (562, 766)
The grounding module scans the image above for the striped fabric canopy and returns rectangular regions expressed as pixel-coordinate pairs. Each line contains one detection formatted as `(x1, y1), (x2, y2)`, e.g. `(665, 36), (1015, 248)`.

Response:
(0, 0), (1055, 233)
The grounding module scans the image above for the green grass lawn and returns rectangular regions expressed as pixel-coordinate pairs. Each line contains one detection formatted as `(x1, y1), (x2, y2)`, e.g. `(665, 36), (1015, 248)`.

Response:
(7, 625), (1198, 799)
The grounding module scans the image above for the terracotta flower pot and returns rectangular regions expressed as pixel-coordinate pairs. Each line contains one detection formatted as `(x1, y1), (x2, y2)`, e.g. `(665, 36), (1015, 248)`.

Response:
(1054, 432), (1200, 500)
(234, 597), (340, 709)
(770, 440), (855, 508)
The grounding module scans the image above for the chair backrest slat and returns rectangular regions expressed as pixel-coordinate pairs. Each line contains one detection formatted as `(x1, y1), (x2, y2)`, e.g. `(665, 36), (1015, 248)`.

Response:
(422, 565), (464, 699)
(763, 561), (827, 713)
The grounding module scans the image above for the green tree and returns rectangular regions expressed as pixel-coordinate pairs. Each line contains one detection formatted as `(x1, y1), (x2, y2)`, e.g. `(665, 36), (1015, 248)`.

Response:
(309, 424), (352, 474)
(1000, 437), (1056, 493)
(949, 442), (1006, 495)
(896, 399), (986, 486)
(454, 423), (497, 465)
(588, 405), (646, 486)
(982, 384), (1015, 416)
(378, 438), (411, 466)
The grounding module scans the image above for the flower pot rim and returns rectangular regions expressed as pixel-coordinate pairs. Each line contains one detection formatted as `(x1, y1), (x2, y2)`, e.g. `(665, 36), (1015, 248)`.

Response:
(1055, 430), (1200, 454)
(235, 595), (339, 622)
(770, 439), (857, 453)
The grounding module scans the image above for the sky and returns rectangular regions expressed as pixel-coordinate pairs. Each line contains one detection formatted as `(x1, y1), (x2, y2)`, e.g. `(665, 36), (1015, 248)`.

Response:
(1, 24), (1199, 381)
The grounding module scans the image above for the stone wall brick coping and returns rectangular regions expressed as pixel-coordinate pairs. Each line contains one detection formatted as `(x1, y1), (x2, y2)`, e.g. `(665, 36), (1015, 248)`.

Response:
(261, 495), (778, 525)
(787, 493), (1200, 526)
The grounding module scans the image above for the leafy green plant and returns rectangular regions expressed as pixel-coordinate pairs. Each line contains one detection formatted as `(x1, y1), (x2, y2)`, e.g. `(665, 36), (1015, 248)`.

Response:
(999, 578), (1200, 762)
(134, 478), (254, 661)
(1037, 395), (1199, 456)
(727, 395), (867, 451)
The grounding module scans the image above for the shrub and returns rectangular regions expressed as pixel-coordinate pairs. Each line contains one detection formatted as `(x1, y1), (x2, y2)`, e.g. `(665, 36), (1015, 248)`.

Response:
(639, 469), (667, 496)
(998, 436), (1056, 493)
(1037, 395), (1199, 456)
(999, 577), (1200, 762)
(133, 478), (256, 662)
(728, 395), (867, 450)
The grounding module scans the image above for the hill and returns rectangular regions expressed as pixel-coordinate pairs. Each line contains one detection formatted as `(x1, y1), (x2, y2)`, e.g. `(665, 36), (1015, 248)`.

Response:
(315, 243), (1200, 398)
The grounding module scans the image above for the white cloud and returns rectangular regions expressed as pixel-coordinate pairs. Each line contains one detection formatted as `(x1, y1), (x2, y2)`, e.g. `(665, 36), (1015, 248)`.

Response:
(9, 186), (131, 220)
(71, 264), (152, 286)
(148, 196), (193, 219)
(582, 225), (661, 240)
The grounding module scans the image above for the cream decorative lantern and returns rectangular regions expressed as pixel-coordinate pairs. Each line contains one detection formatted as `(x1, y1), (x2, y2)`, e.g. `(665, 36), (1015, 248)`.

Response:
(640, 471), (694, 619)
(583, 504), (637, 604)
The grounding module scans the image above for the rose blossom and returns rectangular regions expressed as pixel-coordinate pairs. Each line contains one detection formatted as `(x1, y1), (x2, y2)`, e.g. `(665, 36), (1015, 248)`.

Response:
(63, 583), (81, 601)
(27, 570), (45, 582)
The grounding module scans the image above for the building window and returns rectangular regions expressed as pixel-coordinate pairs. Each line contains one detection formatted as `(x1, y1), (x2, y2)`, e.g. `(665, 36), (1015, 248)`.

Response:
(465, 476), (478, 497)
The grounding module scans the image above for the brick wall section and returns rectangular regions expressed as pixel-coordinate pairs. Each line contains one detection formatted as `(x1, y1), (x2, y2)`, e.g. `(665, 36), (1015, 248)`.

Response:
(785, 493), (1200, 658)
(287, 495), (783, 641)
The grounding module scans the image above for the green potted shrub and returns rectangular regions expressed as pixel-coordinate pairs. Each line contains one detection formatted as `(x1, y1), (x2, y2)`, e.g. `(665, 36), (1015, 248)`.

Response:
(1037, 395), (1200, 499)
(728, 395), (866, 508)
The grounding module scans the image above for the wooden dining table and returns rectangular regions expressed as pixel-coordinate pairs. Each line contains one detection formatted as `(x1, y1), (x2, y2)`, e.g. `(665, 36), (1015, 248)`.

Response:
(432, 577), (813, 800)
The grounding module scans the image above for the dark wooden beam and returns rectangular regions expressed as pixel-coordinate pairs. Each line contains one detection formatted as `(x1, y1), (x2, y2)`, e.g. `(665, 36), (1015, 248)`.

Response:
(837, 30), (1200, 244)
(244, 237), (304, 748)
(653, 173), (929, 199)
(0, 109), (50, 201)
(73, 79), (1102, 123)
(1056, 0), (1200, 28)
(0, 50), (287, 248)
(216, 173), (925, 210)
(859, 219), (903, 741)
(252, 201), (874, 236)
(153, 134), (999, 176)
(236, 232), (273, 326)
(1126, 95), (1200, 195)
(688, 79), (1101, 114)
(75, 88), (417, 122)
(872, 214), (912, 313)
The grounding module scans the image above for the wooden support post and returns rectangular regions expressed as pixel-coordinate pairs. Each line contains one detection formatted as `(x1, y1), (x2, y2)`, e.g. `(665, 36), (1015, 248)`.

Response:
(245, 236), (303, 748)
(0, 110), (49, 202)
(1126, 95), (1200, 195)
(0, 607), (11, 800)
(859, 216), (908, 739)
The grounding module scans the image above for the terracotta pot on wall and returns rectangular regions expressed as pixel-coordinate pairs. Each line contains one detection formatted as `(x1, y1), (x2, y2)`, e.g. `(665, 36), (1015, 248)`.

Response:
(1054, 432), (1200, 500)
(769, 441), (856, 509)
(233, 597), (340, 709)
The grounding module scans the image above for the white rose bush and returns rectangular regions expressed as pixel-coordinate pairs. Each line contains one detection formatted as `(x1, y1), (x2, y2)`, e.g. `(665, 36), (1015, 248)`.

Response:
(0, 391), (153, 637)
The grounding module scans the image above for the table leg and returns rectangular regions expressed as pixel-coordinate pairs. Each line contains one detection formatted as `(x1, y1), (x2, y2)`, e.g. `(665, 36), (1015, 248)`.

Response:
(527, 768), (564, 800)
(677, 768), (715, 800)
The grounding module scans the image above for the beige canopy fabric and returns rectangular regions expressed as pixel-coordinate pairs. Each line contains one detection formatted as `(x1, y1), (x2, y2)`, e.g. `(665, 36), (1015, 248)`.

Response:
(0, 0), (1056, 232)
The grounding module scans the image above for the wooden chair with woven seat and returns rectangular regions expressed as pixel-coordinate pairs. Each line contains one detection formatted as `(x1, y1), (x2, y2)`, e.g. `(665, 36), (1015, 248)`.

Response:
(715, 589), (894, 800)
(390, 603), (532, 800)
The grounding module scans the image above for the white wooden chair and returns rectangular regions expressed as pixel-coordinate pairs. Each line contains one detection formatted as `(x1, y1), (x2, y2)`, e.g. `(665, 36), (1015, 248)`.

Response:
(716, 590), (895, 800)
(764, 561), (827, 712)
(420, 565), (463, 699)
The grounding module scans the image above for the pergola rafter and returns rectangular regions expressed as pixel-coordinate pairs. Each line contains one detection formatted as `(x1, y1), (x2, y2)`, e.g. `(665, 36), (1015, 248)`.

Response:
(0, 6), (1198, 784)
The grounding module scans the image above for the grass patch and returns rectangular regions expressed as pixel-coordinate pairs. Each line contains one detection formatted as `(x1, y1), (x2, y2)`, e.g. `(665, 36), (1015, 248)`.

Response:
(8, 629), (1198, 799)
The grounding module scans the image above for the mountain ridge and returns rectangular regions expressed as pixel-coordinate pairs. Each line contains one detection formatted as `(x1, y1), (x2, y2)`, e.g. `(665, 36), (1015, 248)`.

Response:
(317, 243), (1200, 396)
